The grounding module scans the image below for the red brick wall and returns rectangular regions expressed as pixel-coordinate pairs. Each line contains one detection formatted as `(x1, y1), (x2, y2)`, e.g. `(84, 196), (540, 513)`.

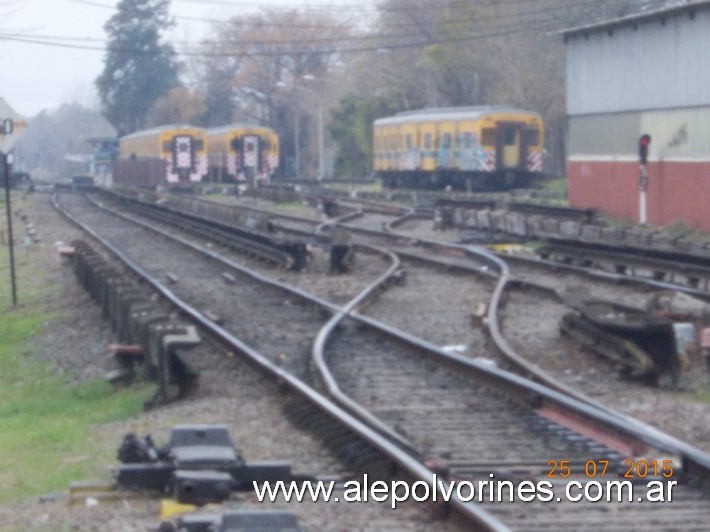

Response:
(568, 160), (710, 231)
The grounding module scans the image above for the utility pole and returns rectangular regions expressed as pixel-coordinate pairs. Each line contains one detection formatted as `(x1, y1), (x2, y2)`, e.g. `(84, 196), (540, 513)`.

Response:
(2, 153), (17, 306)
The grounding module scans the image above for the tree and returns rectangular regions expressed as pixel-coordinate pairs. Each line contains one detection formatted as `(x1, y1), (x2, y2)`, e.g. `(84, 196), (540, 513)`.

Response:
(193, 8), (358, 177)
(146, 87), (206, 127)
(96, 0), (180, 136)
(329, 94), (399, 179)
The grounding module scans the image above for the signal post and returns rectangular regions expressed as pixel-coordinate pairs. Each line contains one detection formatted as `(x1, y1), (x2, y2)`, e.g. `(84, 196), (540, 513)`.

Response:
(638, 134), (651, 225)
(0, 98), (29, 306)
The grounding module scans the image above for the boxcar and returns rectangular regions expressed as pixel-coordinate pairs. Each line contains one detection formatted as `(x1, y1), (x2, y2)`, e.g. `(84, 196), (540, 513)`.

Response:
(373, 106), (544, 190)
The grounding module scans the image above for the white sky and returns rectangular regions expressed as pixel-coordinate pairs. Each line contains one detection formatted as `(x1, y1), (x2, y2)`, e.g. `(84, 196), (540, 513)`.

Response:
(0, 0), (374, 117)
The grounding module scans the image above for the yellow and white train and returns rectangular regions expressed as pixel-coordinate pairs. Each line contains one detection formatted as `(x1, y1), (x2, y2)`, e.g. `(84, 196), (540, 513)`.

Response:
(114, 125), (209, 187)
(373, 106), (544, 190)
(206, 124), (280, 184)
(112, 123), (280, 188)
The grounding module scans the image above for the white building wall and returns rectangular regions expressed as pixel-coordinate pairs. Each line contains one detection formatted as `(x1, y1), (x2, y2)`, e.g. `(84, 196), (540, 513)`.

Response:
(568, 106), (710, 161)
(566, 7), (710, 115)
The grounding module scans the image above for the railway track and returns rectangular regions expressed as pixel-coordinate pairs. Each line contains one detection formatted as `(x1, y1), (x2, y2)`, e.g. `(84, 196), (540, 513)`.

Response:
(161, 192), (710, 406)
(53, 190), (710, 530)
(53, 191), (500, 528)
(317, 319), (710, 530)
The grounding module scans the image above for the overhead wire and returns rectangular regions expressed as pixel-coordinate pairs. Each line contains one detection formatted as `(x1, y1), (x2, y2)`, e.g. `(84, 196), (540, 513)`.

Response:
(0, 13), (568, 57)
(11, 0), (607, 54)
(64, 0), (605, 30)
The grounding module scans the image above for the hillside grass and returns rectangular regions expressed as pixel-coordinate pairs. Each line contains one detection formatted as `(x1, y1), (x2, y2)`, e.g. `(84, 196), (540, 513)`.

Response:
(0, 207), (151, 502)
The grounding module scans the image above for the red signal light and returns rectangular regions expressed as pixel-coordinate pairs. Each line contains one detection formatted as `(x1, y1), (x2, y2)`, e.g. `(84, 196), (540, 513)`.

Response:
(639, 134), (651, 164)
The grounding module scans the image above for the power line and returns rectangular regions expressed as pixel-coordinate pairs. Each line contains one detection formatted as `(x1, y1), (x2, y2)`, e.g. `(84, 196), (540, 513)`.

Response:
(42, 0), (603, 48)
(65, 0), (603, 29)
(0, 14), (565, 57)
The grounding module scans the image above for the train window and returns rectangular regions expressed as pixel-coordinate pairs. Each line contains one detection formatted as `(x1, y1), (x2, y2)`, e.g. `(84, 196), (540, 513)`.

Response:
(441, 133), (452, 149)
(162, 141), (172, 152)
(525, 128), (540, 146)
(194, 139), (204, 151)
(504, 128), (517, 146)
(481, 128), (495, 146)
(462, 132), (473, 149)
(406, 134), (413, 150)
(424, 133), (432, 149)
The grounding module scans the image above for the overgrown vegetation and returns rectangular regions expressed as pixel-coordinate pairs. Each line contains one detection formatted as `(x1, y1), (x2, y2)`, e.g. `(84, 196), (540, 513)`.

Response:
(17, 0), (675, 181)
(0, 238), (151, 503)
(540, 177), (568, 199)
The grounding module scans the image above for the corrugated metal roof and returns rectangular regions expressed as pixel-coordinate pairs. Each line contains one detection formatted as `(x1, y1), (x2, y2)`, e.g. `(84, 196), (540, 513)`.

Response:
(560, 0), (710, 40)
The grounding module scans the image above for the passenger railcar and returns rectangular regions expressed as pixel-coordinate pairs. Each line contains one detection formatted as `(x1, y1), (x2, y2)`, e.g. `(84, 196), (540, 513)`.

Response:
(113, 125), (208, 187)
(373, 106), (544, 190)
(205, 124), (279, 184)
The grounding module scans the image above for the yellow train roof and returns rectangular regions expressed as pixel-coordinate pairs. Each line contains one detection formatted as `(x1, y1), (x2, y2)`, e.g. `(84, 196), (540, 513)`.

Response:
(206, 124), (276, 135)
(120, 125), (206, 140)
(374, 106), (541, 126)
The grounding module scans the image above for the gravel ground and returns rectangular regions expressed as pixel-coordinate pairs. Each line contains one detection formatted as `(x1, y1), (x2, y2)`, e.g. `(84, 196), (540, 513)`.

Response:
(10, 190), (710, 529)
(0, 192), (463, 531)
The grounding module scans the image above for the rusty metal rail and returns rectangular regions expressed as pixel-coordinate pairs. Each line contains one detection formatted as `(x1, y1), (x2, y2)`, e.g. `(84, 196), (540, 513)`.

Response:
(56, 191), (710, 530)
(52, 192), (508, 530)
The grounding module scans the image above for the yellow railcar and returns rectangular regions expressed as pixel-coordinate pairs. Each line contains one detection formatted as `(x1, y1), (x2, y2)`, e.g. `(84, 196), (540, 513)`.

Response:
(206, 124), (279, 184)
(115, 125), (208, 187)
(373, 106), (544, 190)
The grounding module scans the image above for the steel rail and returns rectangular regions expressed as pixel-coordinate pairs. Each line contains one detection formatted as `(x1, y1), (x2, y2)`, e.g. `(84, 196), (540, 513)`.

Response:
(311, 246), (416, 451)
(73, 191), (710, 508)
(52, 192), (508, 530)
(369, 215), (710, 478)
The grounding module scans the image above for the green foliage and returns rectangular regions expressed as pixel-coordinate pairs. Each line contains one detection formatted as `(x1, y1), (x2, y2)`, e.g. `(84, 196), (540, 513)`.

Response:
(96, 0), (181, 135)
(0, 232), (151, 502)
(541, 177), (568, 198)
(662, 221), (710, 241)
(0, 305), (151, 502)
(328, 94), (401, 179)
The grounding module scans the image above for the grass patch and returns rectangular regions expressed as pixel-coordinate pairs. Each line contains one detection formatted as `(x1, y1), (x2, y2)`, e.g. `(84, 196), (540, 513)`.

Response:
(540, 177), (568, 198)
(0, 205), (152, 502)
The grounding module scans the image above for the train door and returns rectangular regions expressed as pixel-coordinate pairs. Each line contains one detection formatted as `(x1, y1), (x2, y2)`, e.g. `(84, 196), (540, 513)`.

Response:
(241, 135), (261, 175)
(437, 122), (456, 169)
(172, 135), (195, 181)
(419, 122), (437, 171)
(495, 122), (527, 171)
(231, 134), (261, 183)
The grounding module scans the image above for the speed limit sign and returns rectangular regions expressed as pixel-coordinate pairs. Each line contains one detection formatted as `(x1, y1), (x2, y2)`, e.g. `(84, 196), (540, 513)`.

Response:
(0, 98), (28, 153)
